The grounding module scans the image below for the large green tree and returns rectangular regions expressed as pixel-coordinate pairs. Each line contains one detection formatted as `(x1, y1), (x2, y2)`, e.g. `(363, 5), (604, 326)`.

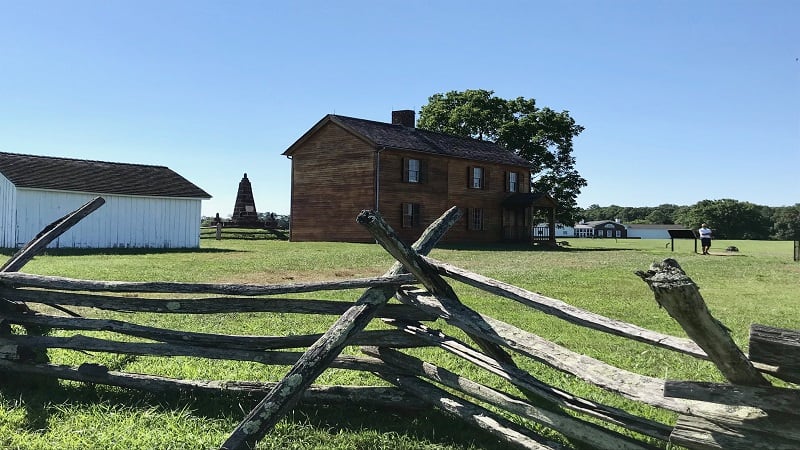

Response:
(674, 199), (772, 240)
(771, 205), (800, 240)
(417, 89), (586, 224)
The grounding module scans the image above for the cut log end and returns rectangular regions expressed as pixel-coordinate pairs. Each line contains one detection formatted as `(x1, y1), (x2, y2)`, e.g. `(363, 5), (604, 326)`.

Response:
(356, 210), (377, 225)
(635, 259), (695, 290)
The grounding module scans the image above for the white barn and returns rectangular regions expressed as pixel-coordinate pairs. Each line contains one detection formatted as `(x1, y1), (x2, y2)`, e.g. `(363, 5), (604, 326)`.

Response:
(0, 152), (211, 249)
(625, 224), (692, 239)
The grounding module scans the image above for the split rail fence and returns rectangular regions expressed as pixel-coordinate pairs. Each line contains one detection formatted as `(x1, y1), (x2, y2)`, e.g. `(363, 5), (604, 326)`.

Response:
(1, 197), (798, 450)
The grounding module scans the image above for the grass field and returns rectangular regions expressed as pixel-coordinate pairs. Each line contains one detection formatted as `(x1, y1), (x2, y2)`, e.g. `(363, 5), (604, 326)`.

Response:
(1, 236), (798, 449)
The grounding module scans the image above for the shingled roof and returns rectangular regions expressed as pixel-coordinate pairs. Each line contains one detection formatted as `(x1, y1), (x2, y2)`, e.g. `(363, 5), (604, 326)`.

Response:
(0, 152), (211, 199)
(284, 114), (533, 168)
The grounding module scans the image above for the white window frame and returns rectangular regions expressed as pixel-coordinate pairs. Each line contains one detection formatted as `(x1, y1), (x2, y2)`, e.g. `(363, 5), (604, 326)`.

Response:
(508, 171), (518, 192)
(471, 167), (483, 189)
(407, 159), (420, 183)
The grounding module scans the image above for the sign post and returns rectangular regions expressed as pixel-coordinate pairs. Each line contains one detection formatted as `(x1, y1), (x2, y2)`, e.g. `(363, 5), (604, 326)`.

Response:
(667, 229), (698, 253)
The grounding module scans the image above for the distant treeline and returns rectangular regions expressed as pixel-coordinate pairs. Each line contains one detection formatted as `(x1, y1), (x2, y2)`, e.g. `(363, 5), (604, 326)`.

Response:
(580, 200), (800, 240)
(202, 203), (800, 241)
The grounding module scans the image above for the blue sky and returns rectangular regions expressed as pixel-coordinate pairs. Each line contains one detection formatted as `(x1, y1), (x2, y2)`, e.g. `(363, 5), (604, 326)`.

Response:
(2, 1), (798, 218)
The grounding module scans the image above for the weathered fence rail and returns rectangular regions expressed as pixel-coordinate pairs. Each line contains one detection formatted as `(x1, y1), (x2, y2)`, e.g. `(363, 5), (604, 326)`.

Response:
(199, 224), (288, 241)
(1, 199), (797, 450)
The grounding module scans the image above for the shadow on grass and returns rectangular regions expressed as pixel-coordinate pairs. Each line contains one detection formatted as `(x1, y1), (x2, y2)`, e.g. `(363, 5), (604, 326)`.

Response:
(0, 373), (62, 433)
(704, 252), (748, 257)
(286, 403), (506, 449)
(436, 242), (565, 252)
(0, 376), (506, 449)
(0, 247), (243, 258)
(436, 242), (637, 252)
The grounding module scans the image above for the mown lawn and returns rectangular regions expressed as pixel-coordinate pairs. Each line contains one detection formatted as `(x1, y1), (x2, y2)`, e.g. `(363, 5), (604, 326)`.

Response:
(1, 236), (798, 449)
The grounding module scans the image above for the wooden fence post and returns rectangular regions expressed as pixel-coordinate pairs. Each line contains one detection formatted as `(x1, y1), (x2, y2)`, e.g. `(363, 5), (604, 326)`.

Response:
(636, 259), (770, 387)
(216, 221), (222, 240)
(219, 207), (463, 450)
(357, 210), (517, 367)
(1, 197), (106, 273)
(0, 196), (105, 363)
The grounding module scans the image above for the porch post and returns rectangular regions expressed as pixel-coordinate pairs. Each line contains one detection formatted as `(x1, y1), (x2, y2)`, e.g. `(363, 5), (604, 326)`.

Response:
(525, 206), (532, 241)
(548, 206), (556, 244)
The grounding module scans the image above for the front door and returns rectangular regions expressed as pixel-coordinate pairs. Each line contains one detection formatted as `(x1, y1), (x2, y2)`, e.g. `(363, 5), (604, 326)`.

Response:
(503, 208), (528, 241)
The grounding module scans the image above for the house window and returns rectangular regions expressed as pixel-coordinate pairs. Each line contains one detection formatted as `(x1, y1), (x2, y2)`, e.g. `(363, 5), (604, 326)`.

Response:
(470, 167), (484, 189)
(408, 159), (419, 182)
(403, 158), (425, 183)
(401, 203), (420, 228)
(616, 230), (621, 238)
(468, 208), (484, 230)
(507, 172), (518, 192)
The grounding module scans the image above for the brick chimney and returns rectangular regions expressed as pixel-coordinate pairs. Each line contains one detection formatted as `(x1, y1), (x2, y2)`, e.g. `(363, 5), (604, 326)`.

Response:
(391, 110), (415, 128)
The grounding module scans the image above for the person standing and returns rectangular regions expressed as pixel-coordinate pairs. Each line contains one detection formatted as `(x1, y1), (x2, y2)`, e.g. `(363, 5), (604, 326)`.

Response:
(698, 223), (712, 255)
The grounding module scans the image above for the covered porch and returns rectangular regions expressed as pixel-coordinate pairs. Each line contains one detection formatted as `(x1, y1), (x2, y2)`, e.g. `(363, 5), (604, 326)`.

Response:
(501, 192), (558, 244)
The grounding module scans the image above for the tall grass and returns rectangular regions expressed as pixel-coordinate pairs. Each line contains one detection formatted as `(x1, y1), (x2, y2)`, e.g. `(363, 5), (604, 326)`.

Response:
(1, 237), (798, 449)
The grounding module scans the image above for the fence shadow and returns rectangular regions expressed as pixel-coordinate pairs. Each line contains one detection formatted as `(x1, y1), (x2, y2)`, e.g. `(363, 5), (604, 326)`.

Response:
(0, 247), (242, 258)
(0, 374), (501, 449)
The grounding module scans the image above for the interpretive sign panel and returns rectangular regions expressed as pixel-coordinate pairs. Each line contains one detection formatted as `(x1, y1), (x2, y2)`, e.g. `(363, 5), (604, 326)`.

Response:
(667, 229), (698, 253)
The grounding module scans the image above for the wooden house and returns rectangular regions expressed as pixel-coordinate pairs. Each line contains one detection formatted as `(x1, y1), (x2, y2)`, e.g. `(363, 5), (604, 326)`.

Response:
(0, 152), (211, 249)
(282, 110), (557, 244)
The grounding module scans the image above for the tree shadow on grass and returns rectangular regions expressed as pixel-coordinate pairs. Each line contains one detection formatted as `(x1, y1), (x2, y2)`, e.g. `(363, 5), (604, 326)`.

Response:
(435, 242), (565, 252)
(286, 403), (509, 449)
(0, 376), (509, 449)
(0, 247), (243, 258)
(552, 247), (638, 252)
(435, 242), (637, 252)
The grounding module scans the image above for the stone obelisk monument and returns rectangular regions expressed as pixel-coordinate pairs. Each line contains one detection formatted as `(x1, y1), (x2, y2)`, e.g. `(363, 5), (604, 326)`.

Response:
(231, 173), (262, 227)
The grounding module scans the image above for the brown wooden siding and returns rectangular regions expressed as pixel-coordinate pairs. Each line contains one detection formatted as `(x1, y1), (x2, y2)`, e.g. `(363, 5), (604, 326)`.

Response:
(377, 151), (451, 244)
(379, 151), (531, 244)
(288, 123), (376, 242)
(287, 122), (533, 243)
(442, 159), (531, 243)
